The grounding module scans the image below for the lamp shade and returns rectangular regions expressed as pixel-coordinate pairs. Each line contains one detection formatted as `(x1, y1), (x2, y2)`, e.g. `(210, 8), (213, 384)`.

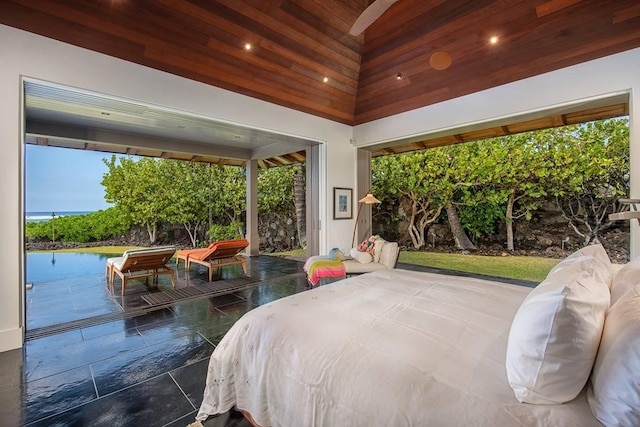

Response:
(352, 190), (381, 247)
(359, 191), (381, 204)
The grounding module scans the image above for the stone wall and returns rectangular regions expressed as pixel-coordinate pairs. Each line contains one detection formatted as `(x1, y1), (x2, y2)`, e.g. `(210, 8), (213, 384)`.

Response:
(374, 201), (631, 262)
(258, 212), (299, 253)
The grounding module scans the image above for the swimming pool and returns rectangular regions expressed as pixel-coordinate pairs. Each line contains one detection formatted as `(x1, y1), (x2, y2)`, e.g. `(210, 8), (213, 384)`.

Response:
(25, 252), (119, 283)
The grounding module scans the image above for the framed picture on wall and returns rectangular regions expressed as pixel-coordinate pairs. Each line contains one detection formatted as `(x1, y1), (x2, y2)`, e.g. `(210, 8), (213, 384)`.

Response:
(333, 187), (353, 220)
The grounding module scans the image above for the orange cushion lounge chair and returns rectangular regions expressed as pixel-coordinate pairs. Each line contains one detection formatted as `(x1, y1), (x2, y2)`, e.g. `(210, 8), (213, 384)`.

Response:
(176, 239), (249, 282)
(106, 246), (176, 296)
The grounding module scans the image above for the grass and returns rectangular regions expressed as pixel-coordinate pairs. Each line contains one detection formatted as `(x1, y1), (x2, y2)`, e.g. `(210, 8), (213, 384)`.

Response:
(265, 248), (306, 258)
(398, 251), (560, 283)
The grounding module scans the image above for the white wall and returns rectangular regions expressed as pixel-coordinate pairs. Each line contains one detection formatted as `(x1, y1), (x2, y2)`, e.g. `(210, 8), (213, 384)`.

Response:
(0, 25), (355, 352)
(354, 48), (640, 259)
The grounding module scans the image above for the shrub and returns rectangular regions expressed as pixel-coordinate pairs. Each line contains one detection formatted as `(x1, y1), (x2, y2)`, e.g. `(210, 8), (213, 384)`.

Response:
(25, 208), (130, 243)
(206, 222), (243, 244)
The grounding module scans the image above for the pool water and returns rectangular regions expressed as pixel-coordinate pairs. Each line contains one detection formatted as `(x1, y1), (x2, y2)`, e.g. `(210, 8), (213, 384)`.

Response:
(25, 252), (119, 283)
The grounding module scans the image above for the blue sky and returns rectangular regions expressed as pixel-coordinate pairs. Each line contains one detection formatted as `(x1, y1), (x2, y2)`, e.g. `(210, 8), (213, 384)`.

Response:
(25, 145), (113, 212)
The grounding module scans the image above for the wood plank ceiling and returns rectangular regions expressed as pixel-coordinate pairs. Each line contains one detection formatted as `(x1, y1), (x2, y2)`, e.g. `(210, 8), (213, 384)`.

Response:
(1, 0), (638, 162)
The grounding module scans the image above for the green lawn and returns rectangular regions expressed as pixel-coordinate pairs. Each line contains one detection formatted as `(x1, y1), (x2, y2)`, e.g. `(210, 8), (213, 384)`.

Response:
(399, 251), (560, 283)
(266, 248), (306, 258)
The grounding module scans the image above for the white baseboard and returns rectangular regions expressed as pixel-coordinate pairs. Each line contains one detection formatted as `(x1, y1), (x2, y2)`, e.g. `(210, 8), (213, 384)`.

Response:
(0, 327), (23, 353)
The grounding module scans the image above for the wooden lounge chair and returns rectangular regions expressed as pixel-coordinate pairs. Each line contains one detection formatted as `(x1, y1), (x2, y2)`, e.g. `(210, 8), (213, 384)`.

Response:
(176, 239), (249, 282)
(106, 246), (176, 296)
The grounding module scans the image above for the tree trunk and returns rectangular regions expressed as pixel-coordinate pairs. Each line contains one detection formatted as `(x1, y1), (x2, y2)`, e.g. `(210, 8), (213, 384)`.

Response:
(147, 222), (157, 244)
(293, 163), (306, 248)
(445, 203), (476, 250)
(184, 222), (200, 248)
(506, 193), (515, 251)
(407, 200), (425, 249)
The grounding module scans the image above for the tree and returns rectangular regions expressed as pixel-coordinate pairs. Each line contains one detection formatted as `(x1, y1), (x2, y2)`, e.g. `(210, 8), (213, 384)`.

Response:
(371, 118), (628, 252)
(102, 156), (173, 243)
(293, 163), (306, 248)
(445, 202), (476, 250)
(373, 150), (451, 249)
(549, 119), (629, 245)
(440, 143), (480, 251)
(163, 160), (212, 247)
(207, 165), (247, 239)
(469, 133), (553, 251)
(258, 165), (295, 213)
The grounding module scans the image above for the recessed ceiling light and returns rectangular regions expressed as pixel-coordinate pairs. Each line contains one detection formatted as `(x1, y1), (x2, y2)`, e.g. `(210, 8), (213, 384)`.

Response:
(244, 42), (252, 51)
(322, 77), (329, 83)
(489, 36), (499, 44)
(395, 72), (404, 80)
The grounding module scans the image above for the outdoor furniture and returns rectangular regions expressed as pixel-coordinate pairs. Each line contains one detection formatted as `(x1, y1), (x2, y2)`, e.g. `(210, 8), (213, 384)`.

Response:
(342, 239), (399, 275)
(303, 239), (399, 286)
(106, 246), (176, 296)
(609, 198), (640, 224)
(176, 239), (249, 282)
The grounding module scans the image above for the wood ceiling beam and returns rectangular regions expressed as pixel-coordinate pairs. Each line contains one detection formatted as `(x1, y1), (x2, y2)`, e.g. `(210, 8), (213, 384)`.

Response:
(371, 104), (628, 158)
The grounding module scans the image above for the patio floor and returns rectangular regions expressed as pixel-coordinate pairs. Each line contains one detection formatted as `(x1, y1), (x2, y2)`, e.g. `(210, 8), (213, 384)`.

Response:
(24, 253), (293, 337)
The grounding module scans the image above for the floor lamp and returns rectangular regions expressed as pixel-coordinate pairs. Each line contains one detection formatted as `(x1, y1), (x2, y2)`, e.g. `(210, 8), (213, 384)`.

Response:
(351, 190), (381, 248)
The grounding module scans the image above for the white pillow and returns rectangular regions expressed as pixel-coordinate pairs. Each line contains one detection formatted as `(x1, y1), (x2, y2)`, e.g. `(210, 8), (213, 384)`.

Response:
(545, 254), (595, 283)
(350, 248), (372, 264)
(506, 253), (610, 404)
(373, 238), (386, 263)
(550, 243), (612, 288)
(328, 248), (345, 261)
(610, 256), (640, 306)
(588, 283), (640, 427)
(379, 242), (399, 269)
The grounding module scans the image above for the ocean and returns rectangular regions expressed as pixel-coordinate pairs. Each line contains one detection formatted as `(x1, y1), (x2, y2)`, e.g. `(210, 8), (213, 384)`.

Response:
(25, 211), (95, 222)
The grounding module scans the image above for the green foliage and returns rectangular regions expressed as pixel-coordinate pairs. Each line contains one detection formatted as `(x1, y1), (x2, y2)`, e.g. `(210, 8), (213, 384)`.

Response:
(373, 148), (452, 248)
(102, 156), (173, 242)
(206, 222), (244, 243)
(545, 119), (630, 244)
(163, 160), (214, 247)
(207, 165), (247, 225)
(258, 165), (296, 212)
(25, 208), (129, 243)
(99, 156), (301, 247)
(457, 202), (503, 239)
(372, 118), (630, 248)
(101, 157), (250, 246)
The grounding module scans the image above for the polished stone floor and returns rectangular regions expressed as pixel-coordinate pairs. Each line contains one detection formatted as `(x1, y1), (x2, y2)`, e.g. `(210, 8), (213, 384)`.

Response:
(2, 255), (535, 426)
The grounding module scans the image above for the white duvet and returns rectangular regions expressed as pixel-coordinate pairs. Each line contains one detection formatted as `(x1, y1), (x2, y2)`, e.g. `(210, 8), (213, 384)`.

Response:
(197, 269), (601, 426)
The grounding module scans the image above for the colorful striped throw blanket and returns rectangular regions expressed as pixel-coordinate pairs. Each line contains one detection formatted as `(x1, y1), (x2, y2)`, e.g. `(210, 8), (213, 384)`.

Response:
(303, 256), (346, 286)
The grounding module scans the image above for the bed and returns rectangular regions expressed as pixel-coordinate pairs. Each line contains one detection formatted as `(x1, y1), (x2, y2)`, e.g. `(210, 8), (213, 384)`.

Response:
(195, 267), (612, 426)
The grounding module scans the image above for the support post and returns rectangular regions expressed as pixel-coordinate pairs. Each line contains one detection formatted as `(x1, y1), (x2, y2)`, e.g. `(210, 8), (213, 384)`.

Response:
(354, 149), (373, 246)
(245, 160), (259, 256)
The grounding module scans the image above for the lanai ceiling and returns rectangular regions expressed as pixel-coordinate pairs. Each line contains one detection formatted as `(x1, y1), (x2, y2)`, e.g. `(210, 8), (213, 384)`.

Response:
(2, 0), (639, 164)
